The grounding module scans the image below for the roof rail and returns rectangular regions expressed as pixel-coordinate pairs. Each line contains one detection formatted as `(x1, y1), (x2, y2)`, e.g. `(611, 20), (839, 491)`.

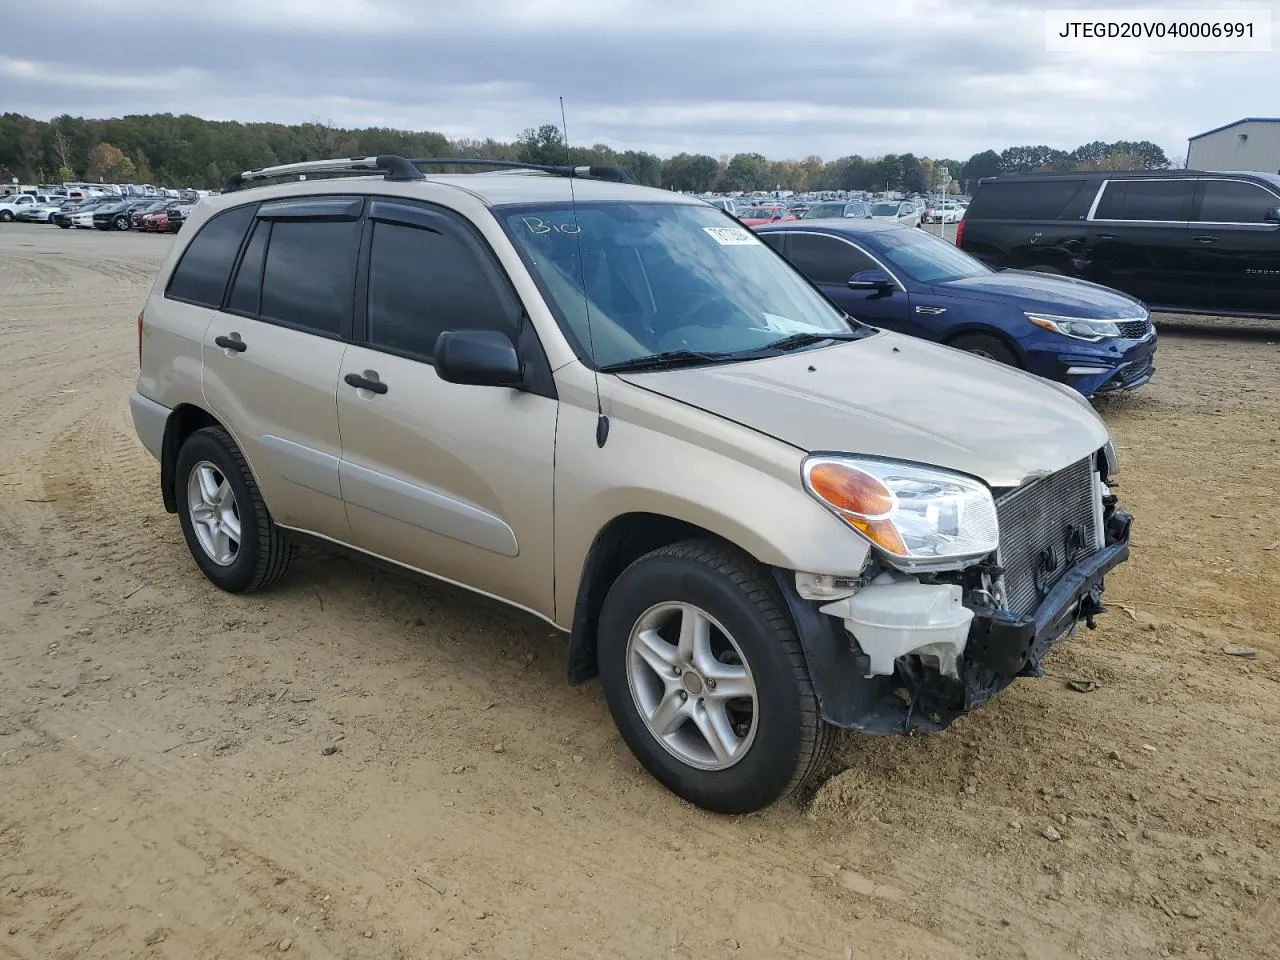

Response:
(223, 154), (633, 193)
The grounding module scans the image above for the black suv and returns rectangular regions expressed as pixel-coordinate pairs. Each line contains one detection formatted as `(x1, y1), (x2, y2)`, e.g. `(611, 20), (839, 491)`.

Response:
(958, 170), (1280, 317)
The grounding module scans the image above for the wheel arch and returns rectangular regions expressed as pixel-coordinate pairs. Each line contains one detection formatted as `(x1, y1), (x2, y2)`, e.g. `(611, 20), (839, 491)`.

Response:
(942, 324), (1027, 368)
(567, 513), (754, 685)
(159, 404), (226, 513)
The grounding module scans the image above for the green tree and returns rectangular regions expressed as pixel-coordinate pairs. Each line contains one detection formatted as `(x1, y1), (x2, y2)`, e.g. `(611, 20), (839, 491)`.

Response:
(516, 123), (567, 166)
(961, 150), (1001, 182)
(85, 142), (137, 182)
(617, 149), (661, 187)
(133, 147), (155, 183)
(722, 153), (772, 191)
(661, 153), (718, 192)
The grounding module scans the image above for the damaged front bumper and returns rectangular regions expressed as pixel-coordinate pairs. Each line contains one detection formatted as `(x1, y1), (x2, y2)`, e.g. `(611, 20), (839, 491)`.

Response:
(774, 506), (1133, 736)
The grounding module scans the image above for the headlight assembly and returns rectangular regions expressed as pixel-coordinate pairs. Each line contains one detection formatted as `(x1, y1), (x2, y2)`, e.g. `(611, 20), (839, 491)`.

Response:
(803, 457), (999, 565)
(1026, 313), (1120, 342)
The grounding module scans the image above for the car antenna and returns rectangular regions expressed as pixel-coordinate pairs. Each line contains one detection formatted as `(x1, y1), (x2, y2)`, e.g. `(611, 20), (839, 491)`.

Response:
(560, 96), (609, 448)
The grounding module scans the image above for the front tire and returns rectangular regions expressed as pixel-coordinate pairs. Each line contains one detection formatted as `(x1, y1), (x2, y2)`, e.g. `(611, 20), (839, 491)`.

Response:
(949, 331), (1020, 366)
(0, 210), (13, 222)
(597, 539), (834, 813)
(175, 426), (295, 593)
(113, 214), (130, 230)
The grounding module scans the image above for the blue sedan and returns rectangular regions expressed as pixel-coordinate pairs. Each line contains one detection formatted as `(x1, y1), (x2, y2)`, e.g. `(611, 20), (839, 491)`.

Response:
(755, 220), (1157, 397)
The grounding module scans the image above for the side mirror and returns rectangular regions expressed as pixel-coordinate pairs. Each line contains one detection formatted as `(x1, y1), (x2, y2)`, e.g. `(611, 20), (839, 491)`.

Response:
(848, 269), (894, 291)
(1266, 207), (1280, 223)
(434, 329), (522, 388)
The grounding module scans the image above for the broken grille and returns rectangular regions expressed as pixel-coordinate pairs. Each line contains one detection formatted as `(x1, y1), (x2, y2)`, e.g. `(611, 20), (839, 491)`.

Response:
(996, 457), (1098, 619)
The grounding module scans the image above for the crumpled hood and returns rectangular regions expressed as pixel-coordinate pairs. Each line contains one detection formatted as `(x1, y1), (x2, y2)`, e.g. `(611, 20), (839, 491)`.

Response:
(618, 331), (1110, 488)
(941, 270), (1146, 319)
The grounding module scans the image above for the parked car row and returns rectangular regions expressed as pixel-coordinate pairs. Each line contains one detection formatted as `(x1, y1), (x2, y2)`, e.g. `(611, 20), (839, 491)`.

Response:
(6, 195), (198, 233)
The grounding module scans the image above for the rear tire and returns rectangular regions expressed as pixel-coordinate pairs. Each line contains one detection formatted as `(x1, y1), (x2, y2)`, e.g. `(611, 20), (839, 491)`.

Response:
(175, 426), (295, 593)
(949, 332), (1020, 367)
(113, 214), (130, 230)
(597, 538), (835, 814)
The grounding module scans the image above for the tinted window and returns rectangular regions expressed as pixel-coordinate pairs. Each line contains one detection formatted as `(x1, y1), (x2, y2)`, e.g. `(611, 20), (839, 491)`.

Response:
(787, 233), (877, 284)
(226, 220), (268, 315)
(759, 232), (786, 253)
(165, 204), (255, 307)
(1094, 180), (1194, 221)
(259, 220), (360, 336)
(1197, 179), (1279, 223)
(366, 221), (514, 360)
(966, 179), (1088, 220)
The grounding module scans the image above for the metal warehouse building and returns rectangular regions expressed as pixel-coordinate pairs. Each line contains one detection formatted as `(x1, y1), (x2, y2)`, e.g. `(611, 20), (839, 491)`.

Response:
(1186, 118), (1280, 174)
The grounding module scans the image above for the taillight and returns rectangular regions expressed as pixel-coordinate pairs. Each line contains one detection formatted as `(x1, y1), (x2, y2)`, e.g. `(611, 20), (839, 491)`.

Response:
(137, 309), (144, 367)
(954, 218), (966, 248)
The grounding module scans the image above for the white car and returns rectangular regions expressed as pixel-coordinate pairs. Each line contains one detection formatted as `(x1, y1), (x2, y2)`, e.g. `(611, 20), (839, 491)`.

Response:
(868, 200), (921, 228)
(0, 193), (57, 222)
(928, 202), (965, 224)
(15, 199), (69, 223)
(70, 209), (98, 229)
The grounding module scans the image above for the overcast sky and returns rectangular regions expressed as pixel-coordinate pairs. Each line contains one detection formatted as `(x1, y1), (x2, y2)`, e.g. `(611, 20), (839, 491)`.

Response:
(2, 0), (1277, 162)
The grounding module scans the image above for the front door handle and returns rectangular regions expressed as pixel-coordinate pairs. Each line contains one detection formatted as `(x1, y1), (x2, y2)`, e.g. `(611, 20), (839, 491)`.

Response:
(214, 334), (247, 353)
(344, 372), (388, 395)
(1094, 233), (1116, 240)
(1194, 235), (1219, 243)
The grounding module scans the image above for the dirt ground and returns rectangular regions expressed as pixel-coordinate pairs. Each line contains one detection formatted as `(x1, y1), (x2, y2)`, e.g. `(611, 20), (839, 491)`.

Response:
(1, 226), (1278, 960)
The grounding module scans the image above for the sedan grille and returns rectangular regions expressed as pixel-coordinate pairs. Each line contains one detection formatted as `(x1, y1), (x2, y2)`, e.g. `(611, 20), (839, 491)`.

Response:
(1116, 318), (1151, 339)
(996, 458), (1097, 618)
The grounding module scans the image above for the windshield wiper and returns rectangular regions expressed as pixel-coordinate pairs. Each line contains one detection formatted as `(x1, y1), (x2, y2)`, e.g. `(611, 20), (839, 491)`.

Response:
(598, 350), (742, 373)
(757, 330), (867, 354)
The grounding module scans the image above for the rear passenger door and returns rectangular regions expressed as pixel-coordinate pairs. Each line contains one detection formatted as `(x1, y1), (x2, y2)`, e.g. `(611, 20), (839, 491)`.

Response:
(201, 197), (362, 542)
(335, 200), (558, 619)
(1185, 177), (1280, 314)
(1083, 178), (1196, 306)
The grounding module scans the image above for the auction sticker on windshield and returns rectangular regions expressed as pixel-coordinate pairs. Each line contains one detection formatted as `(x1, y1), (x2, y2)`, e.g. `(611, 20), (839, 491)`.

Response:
(703, 226), (757, 246)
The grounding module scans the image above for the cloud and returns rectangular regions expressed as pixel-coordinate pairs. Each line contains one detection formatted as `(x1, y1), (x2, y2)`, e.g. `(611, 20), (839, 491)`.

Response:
(1, 0), (1276, 162)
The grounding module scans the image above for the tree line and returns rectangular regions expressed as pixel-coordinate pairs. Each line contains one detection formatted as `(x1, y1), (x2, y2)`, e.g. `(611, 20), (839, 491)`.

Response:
(0, 112), (1172, 195)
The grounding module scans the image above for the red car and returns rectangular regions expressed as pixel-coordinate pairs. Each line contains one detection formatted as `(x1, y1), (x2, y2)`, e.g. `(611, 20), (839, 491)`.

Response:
(137, 210), (171, 233)
(738, 205), (795, 227)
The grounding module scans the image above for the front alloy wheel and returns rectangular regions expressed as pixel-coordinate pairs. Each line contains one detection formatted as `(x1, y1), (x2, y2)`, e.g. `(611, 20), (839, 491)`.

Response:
(626, 602), (758, 770)
(598, 539), (835, 813)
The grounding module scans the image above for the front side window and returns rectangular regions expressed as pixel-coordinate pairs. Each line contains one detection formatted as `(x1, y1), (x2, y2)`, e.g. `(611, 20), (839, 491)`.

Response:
(165, 204), (256, 307)
(1196, 180), (1279, 223)
(259, 219), (360, 336)
(365, 220), (515, 361)
(1094, 179), (1194, 222)
(788, 233), (877, 284)
(498, 202), (856, 367)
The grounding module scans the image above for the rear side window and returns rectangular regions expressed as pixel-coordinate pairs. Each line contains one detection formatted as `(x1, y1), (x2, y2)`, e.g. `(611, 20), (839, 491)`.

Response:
(365, 220), (515, 361)
(226, 220), (269, 315)
(966, 180), (1088, 220)
(259, 220), (360, 337)
(1196, 180), (1279, 223)
(1094, 180), (1195, 222)
(787, 233), (878, 284)
(165, 205), (256, 307)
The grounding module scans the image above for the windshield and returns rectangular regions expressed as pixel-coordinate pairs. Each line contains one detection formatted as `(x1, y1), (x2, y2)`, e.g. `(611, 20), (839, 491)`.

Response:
(803, 203), (840, 218)
(844, 203), (868, 217)
(870, 202), (900, 216)
(499, 201), (857, 368)
(740, 207), (771, 218)
(874, 227), (991, 284)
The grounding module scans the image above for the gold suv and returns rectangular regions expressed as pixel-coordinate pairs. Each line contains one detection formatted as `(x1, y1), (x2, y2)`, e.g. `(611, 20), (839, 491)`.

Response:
(131, 156), (1132, 813)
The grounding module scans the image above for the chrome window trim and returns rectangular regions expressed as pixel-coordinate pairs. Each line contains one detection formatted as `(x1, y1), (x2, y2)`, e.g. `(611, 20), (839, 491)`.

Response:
(1193, 176), (1280, 225)
(777, 229), (907, 291)
(1087, 177), (1198, 224)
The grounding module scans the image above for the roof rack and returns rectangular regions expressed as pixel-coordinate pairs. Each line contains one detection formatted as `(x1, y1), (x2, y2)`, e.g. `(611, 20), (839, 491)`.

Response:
(223, 154), (632, 193)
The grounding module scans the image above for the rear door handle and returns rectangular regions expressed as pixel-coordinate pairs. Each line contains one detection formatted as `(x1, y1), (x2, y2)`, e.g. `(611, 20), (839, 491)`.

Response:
(1194, 235), (1219, 243)
(344, 372), (388, 395)
(214, 334), (247, 353)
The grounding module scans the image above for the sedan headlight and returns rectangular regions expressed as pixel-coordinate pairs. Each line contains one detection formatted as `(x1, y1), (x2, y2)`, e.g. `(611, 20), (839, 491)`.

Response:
(803, 456), (999, 564)
(1026, 313), (1120, 342)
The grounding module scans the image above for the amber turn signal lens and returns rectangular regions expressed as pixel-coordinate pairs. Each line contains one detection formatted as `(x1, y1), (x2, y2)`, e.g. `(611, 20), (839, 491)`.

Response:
(807, 462), (895, 519)
(842, 516), (908, 556)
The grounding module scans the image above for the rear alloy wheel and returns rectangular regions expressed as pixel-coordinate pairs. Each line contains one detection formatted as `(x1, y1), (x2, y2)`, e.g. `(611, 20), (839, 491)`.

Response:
(949, 332), (1020, 367)
(113, 214), (130, 230)
(175, 426), (295, 593)
(598, 539), (834, 813)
